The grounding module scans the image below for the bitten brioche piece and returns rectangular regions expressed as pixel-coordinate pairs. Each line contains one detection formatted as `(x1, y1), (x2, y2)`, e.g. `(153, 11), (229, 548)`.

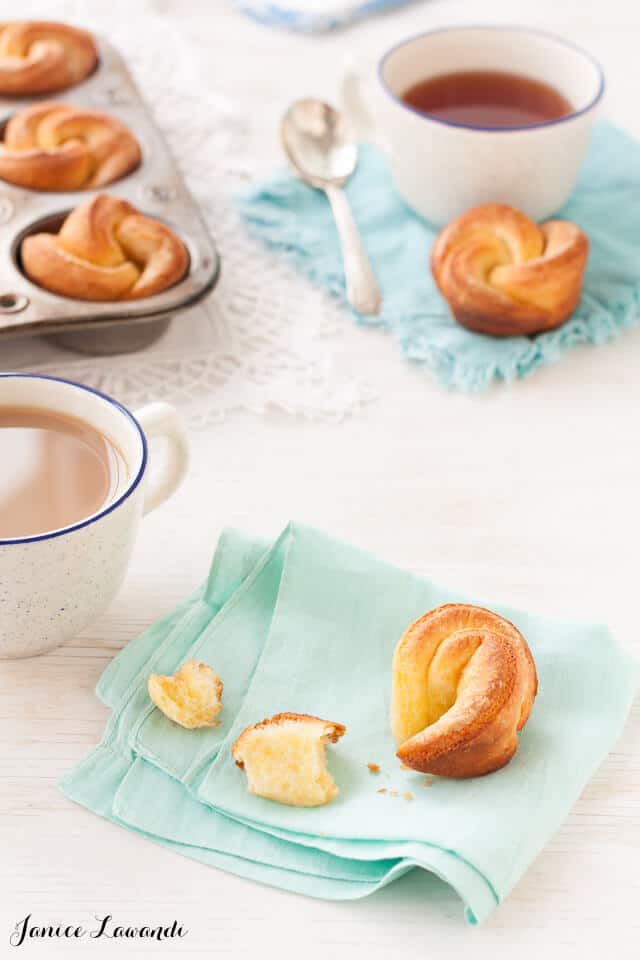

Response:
(431, 203), (589, 336)
(148, 660), (223, 729)
(232, 713), (346, 807)
(391, 604), (538, 778)
(0, 101), (141, 191)
(0, 21), (97, 95)
(21, 194), (189, 301)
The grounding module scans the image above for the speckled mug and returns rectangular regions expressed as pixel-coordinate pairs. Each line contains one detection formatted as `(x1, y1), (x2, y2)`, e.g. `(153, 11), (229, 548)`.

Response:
(0, 374), (189, 659)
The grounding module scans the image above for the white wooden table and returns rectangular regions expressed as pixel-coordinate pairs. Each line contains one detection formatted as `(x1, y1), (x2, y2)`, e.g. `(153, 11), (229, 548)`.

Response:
(2, 0), (639, 956)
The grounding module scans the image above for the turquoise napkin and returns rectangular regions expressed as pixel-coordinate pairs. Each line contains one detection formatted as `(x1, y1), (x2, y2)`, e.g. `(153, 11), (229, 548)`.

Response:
(62, 525), (638, 924)
(238, 122), (640, 390)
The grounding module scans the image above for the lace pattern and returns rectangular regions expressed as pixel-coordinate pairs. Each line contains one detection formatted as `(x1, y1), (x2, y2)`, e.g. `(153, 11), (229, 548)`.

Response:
(3, 2), (369, 427)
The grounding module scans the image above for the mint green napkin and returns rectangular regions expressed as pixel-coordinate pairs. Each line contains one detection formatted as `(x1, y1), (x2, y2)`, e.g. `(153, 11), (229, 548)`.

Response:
(62, 525), (638, 924)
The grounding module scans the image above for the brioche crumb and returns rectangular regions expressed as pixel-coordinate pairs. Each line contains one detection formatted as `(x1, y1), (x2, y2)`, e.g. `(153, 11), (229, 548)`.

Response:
(404, 792), (414, 800)
(367, 763), (380, 774)
(399, 762), (411, 770)
(377, 788), (387, 794)
(231, 712), (346, 807)
(390, 790), (399, 797)
(147, 659), (223, 729)
(422, 777), (432, 787)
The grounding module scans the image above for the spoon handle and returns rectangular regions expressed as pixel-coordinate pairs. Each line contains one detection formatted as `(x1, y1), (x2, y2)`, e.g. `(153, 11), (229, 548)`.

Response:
(324, 184), (382, 316)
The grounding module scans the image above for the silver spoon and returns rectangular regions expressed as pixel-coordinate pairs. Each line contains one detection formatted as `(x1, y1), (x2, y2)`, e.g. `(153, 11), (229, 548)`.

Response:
(281, 98), (382, 316)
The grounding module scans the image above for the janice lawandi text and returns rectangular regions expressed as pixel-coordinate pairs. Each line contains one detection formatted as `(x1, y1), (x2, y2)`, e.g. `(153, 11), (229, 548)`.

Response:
(9, 914), (188, 947)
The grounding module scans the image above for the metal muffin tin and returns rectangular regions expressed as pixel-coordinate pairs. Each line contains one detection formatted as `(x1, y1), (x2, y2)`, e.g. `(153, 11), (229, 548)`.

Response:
(0, 32), (220, 354)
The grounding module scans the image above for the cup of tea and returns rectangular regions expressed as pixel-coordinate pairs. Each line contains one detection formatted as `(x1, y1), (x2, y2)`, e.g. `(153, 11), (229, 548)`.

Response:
(0, 374), (189, 659)
(344, 25), (604, 224)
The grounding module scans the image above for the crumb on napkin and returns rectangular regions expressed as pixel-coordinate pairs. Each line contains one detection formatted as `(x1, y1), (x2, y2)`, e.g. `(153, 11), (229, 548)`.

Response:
(147, 659), (223, 729)
(231, 713), (346, 807)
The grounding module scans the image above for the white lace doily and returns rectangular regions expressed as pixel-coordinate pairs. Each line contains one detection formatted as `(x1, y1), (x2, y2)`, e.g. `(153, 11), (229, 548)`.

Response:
(3, 2), (370, 427)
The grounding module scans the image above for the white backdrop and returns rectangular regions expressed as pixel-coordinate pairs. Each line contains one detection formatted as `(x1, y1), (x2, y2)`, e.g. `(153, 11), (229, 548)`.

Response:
(2, 1), (639, 958)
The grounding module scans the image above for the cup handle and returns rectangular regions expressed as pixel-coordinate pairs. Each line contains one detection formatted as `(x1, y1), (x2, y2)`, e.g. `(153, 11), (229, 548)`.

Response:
(340, 59), (376, 142)
(340, 56), (390, 151)
(133, 402), (189, 515)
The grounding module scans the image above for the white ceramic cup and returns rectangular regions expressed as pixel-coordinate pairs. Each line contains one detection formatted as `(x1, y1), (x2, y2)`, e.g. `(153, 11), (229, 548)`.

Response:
(0, 374), (189, 659)
(344, 25), (604, 225)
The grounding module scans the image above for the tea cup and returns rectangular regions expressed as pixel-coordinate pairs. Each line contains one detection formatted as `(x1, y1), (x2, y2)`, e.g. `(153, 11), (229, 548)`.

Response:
(0, 373), (188, 658)
(343, 25), (605, 224)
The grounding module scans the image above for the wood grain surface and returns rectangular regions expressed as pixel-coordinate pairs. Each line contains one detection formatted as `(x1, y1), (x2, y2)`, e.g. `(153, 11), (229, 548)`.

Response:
(2, 0), (639, 957)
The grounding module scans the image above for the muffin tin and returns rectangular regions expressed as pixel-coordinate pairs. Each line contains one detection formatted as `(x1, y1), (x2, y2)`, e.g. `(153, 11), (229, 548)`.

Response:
(0, 31), (220, 354)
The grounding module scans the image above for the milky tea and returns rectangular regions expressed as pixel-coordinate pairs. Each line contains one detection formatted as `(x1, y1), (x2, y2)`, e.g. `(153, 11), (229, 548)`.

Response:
(0, 407), (129, 539)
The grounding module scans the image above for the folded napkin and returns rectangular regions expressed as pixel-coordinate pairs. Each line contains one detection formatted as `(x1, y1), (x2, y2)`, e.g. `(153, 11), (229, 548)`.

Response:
(239, 122), (640, 390)
(235, 1), (416, 32)
(62, 524), (638, 924)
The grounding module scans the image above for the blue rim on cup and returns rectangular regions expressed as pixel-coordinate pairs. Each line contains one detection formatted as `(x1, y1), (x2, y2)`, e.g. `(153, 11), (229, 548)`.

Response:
(378, 25), (606, 134)
(0, 373), (148, 546)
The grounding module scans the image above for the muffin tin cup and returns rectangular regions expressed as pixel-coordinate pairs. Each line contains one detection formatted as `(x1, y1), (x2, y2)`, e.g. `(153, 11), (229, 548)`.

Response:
(0, 32), (220, 355)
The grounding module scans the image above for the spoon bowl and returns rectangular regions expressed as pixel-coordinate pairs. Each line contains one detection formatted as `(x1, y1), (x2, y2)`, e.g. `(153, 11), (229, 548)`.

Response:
(282, 99), (358, 187)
